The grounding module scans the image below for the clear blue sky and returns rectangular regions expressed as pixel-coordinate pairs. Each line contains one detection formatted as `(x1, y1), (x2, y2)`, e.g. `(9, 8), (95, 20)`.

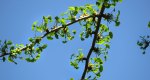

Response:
(0, 0), (150, 80)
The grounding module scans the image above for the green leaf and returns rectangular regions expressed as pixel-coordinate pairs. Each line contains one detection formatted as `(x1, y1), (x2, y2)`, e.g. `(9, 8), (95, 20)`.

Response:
(87, 76), (91, 79)
(109, 31), (113, 39)
(101, 24), (109, 32)
(48, 15), (52, 22)
(92, 69), (99, 74)
(104, 55), (107, 61)
(10, 46), (14, 50)
(62, 40), (67, 44)
(96, 72), (101, 78)
(99, 65), (103, 72)
(55, 34), (59, 39)
(72, 30), (76, 35)
(32, 21), (38, 31)
(96, 39), (104, 44)
(70, 78), (74, 80)
(25, 58), (36, 62)
(77, 52), (84, 61)
(60, 18), (66, 25)
(68, 36), (74, 40)
(8, 56), (13, 62)
(28, 38), (34, 42)
(137, 41), (143, 46)
(71, 16), (76, 22)
(55, 16), (59, 22)
(36, 47), (41, 53)
(96, 1), (101, 8)
(115, 10), (120, 26)
(117, 10), (120, 16)
(80, 32), (84, 41)
(105, 44), (110, 49)
(43, 16), (48, 24)
(148, 21), (150, 28)
(94, 58), (103, 64)
(36, 26), (43, 32)
(81, 38), (85, 41)
(47, 32), (55, 40)
(119, 0), (123, 2)
(115, 21), (120, 26)
(70, 54), (75, 59)
(70, 61), (79, 69)
(69, 7), (75, 11)
(47, 35), (53, 40)
(42, 44), (47, 49)
(7, 40), (12, 45)
(2, 57), (6, 62)
(36, 53), (41, 59)
(104, 2), (111, 8)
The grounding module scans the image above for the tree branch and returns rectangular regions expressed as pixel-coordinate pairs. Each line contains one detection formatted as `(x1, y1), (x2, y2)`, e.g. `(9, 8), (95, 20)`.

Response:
(81, 3), (105, 80)
(0, 14), (98, 58)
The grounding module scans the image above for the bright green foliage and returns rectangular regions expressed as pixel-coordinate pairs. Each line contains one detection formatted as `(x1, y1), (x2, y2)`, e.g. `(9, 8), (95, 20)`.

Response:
(0, 0), (122, 80)
(70, 78), (74, 80)
(70, 49), (84, 69)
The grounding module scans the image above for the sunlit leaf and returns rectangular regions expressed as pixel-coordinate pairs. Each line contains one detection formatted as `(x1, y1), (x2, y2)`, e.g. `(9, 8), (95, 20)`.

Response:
(70, 61), (79, 69)
(32, 21), (38, 31)
(60, 18), (66, 25)
(43, 16), (48, 24)
(36, 53), (41, 59)
(36, 26), (43, 32)
(119, 0), (123, 2)
(69, 7), (75, 11)
(70, 78), (74, 80)
(94, 58), (103, 64)
(68, 36), (74, 40)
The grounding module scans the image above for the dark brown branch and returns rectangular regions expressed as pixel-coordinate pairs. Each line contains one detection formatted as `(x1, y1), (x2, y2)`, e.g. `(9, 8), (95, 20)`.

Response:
(41, 14), (98, 38)
(0, 14), (98, 58)
(81, 3), (106, 80)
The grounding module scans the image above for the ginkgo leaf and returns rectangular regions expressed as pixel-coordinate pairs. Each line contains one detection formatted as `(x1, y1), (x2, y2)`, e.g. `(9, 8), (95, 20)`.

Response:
(148, 21), (150, 28)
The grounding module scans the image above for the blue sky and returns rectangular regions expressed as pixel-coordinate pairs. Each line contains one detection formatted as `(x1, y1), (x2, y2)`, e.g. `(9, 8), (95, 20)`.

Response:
(0, 0), (150, 80)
